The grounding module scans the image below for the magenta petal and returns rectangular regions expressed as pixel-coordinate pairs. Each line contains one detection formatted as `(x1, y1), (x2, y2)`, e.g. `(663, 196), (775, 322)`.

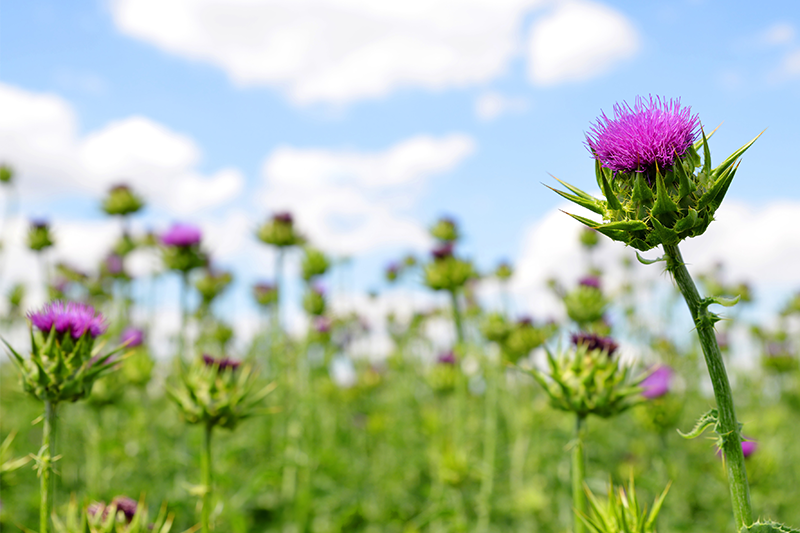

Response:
(641, 365), (673, 399)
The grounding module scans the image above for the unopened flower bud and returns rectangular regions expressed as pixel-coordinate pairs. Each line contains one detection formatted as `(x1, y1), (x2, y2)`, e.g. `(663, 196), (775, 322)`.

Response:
(102, 184), (145, 216)
(28, 220), (54, 252)
(256, 211), (305, 247)
(301, 247), (330, 281)
(430, 216), (460, 243)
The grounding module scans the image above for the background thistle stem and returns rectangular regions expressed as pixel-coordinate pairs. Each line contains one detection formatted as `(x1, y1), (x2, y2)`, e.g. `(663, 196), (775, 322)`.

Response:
(476, 357), (498, 532)
(180, 271), (189, 358)
(449, 289), (464, 345)
(201, 422), (213, 533)
(40, 400), (57, 533)
(663, 243), (753, 529)
(572, 414), (586, 533)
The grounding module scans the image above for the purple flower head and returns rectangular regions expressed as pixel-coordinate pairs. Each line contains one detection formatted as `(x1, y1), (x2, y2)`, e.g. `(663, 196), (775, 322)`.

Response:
(31, 219), (49, 230)
(120, 327), (144, 348)
(717, 440), (758, 459)
(254, 282), (276, 294)
(517, 316), (533, 327)
(579, 276), (601, 289)
(87, 501), (105, 517)
(202, 353), (241, 372)
(431, 242), (454, 260)
(437, 350), (457, 365)
(571, 332), (618, 356)
(161, 223), (202, 247)
(28, 301), (107, 339)
(640, 365), (673, 399)
(314, 316), (332, 334)
(106, 254), (124, 275)
(586, 95), (700, 174)
(273, 211), (293, 224)
(110, 496), (138, 522)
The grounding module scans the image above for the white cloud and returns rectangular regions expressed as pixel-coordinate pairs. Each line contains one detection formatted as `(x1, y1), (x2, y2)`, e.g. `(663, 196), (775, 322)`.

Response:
(474, 91), (529, 121)
(110, 0), (549, 105)
(259, 134), (475, 254)
(526, 0), (639, 86)
(761, 22), (795, 46)
(0, 84), (243, 214)
(778, 48), (800, 78)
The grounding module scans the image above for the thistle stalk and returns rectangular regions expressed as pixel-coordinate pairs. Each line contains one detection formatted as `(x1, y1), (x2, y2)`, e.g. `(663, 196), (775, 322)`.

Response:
(180, 271), (190, 358)
(476, 358), (498, 532)
(40, 400), (58, 533)
(201, 422), (213, 533)
(571, 415), (586, 533)
(449, 289), (464, 345)
(663, 243), (753, 528)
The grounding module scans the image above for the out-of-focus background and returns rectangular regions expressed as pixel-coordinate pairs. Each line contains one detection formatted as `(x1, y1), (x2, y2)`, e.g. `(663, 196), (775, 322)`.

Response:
(1, 0), (799, 345)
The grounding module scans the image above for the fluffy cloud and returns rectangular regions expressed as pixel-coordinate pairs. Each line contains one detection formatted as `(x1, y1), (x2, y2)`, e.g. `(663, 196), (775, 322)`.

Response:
(0, 84), (243, 214)
(474, 91), (529, 121)
(111, 0), (545, 105)
(526, 0), (639, 86)
(259, 134), (475, 254)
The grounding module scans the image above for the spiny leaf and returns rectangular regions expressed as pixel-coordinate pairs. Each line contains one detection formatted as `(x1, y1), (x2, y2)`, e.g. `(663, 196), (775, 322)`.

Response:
(600, 172), (623, 211)
(712, 130), (764, 181)
(742, 520), (800, 533)
(635, 252), (664, 265)
(679, 408), (719, 439)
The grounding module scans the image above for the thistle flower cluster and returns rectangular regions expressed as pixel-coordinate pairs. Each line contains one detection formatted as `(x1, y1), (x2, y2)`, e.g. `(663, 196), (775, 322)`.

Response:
(6, 301), (124, 404)
(101, 184), (145, 217)
(160, 223), (206, 272)
(168, 355), (274, 430)
(52, 495), (175, 533)
(527, 335), (643, 419)
(256, 211), (305, 248)
(429, 216), (460, 243)
(423, 242), (475, 292)
(553, 95), (760, 251)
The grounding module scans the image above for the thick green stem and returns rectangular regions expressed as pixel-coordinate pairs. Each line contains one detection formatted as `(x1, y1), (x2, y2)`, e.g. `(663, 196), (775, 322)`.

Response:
(571, 415), (586, 533)
(201, 423), (213, 533)
(476, 359), (498, 532)
(663, 243), (753, 529)
(180, 271), (189, 358)
(449, 289), (465, 345)
(40, 400), (57, 533)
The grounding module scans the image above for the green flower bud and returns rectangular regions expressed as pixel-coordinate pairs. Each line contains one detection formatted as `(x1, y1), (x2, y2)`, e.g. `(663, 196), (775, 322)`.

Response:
(256, 212), (305, 248)
(423, 244), (476, 292)
(495, 261), (513, 281)
(253, 282), (278, 308)
(303, 285), (326, 316)
(579, 227), (600, 249)
(301, 247), (330, 281)
(0, 164), (13, 184)
(503, 318), (557, 363)
(8, 283), (25, 309)
(195, 268), (233, 305)
(563, 277), (608, 326)
(113, 232), (137, 257)
(101, 184), (145, 217)
(430, 216), (460, 243)
(28, 220), (54, 252)
(480, 312), (512, 344)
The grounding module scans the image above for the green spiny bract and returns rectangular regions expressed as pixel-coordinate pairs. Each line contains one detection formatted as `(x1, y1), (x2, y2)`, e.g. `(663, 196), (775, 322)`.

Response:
(160, 243), (206, 273)
(4, 327), (125, 405)
(552, 130), (761, 251)
(52, 495), (176, 533)
(28, 220), (55, 252)
(167, 356), (274, 430)
(302, 286), (327, 316)
(301, 246), (331, 281)
(580, 475), (671, 533)
(525, 343), (643, 419)
(742, 521), (800, 533)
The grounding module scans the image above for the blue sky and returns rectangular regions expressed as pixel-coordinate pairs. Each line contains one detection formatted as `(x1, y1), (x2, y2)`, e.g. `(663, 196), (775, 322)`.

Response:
(2, 0), (800, 340)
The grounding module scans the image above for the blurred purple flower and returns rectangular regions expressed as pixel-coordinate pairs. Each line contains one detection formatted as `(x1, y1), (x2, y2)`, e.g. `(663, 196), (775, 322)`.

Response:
(640, 365), (673, 399)
(161, 223), (202, 247)
(578, 276), (601, 289)
(106, 254), (124, 275)
(110, 496), (138, 521)
(571, 332), (618, 356)
(202, 353), (241, 371)
(120, 327), (144, 348)
(431, 242), (454, 260)
(517, 316), (533, 326)
(274, 211), (293, 224)
(586, 95), (700, 174)
(717, 440), (758, 459)
(437, 351), (457, 365)
(314, 316), (332, 334)
(28, 301), (107, 339)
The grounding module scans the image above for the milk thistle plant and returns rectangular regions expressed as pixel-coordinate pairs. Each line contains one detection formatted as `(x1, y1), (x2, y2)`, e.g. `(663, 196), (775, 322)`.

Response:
(551, 95), (768, 530)
(3, 301), (125, 533)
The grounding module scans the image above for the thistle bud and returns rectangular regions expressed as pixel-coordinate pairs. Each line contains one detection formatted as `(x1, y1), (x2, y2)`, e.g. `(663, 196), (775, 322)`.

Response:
(256, 211), (305, 248)
(427, 350), (459, 393)
(579, 227), (600, 249)
(430, 216), (460, 243)
(5, 301), (124, 404)
(0, 164), (13, 184)
(385, 262), (400, 283)
(423, 245), (475, 292)
(160, 223), (206, 272)
(503, 317), (557, 363)
(303, 285), (327, 316)
(28, 219), (54, 252)
(301, 247), (330, 281)
(480, 312), (512, 344)
(526, 336), (642, 418)
(552, 96), (761, 251)
(253, 282), (278, 307)
(195, 268), (233, 305)
(113, 232), (137, 257)
(101, 184), (145, 216)
(563, 279), (608, 326)
(495, 261), (513, 281)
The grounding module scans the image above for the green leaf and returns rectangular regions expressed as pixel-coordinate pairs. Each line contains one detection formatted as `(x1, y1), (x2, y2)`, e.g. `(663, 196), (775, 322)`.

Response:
(742, 520), (800, 533)
(706, 295), (741, 308)
(548, 185), (606, 215)
(679, 408), (719, 439)
(697, 164), (736, 212)
(701, 127), (712, 181)
(635, 252), (664, 265)
(597, 220), (648, 232)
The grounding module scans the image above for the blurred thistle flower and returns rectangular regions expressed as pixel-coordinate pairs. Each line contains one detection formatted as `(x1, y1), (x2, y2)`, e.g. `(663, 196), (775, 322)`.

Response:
(640, 365), (673, 399)
(718, 440), (758, 459)
(578, 275), (601, 289)
(195, 267), (233, 305)
(256, 211), (305, 248)
(303, 284), (327, 316)
(28, 300), (107, 340)
(437, 350), (457, 365)
(571, 332), (619, 356)
(202, 353), (241, 372)
(564, 282), (608, 326)
(28, 219), (54, 252)
(552, 95), (761, 251)
(586, 95), (699, 174)
(431, 242), (454, 260)
(430, 216), (460, 243)
(104, 253), (125, 276)
(579, 227), (600, 249)
(0, 163), (13, 184)
(253, 281), (278, 307)
(102, 183), (145, 217)
(274, 211), (292, 224)
(495, 261), (513, 281)
(301, 246), (331, 281)
(403, 254), (417, 267)
(385, 262), (400, 282)
(314, 316), (332, 334)
(161, 223), (202, 247)
(120, 327), (144, 348)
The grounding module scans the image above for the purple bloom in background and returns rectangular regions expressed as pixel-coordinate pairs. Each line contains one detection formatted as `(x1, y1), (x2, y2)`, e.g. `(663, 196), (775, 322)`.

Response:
(718, 440), (758, 459)
(431, 242), (454, 260)
(578, 276), (601, 289)
(161, 223), (202, 247)
(110, 496), (138, 522)
(571, 332), (618, 356)
(437, 351), (457, 365)
(640, 365), (673, 399)
(106, 254), (124, 275)
(314, 316), (332, 334)
(120, 327), (144, 348)
(28, 301), (107, 339)
(274, 211), (293, 224)
(517, 316), (533, 326)
(586, 95), (700, 174)
(202, 353), (241, 372)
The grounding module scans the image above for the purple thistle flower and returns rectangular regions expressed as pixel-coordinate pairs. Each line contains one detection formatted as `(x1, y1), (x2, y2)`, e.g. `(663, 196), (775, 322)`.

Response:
(161, 223), (202, 247)
(586, 95), (700, 174)
(120, 327), (144, 348)
(106, 254), (124, 275)
(110, 496), (138, 522)
(431, 242), (454, 260)
(578, 276), (601, 289)
(517, 316), (533, 326)
(437, 350), (457, 365)
(274, 211), (293, 224)
(640, 365), (673, 399)
(28, 301), (107, 339)
(202, 353), (241, 371)
(717, 440), (758, 459)
(571, 332), (618, 356)
(314, 316), (332, 334)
